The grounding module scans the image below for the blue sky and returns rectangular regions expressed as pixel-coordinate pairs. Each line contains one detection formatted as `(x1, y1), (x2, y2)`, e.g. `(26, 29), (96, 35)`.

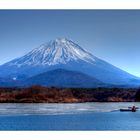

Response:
(0, 10), (140, 77)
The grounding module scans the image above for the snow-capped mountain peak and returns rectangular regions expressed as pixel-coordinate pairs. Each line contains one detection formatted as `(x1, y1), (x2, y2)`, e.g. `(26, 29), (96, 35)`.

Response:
(0, 38), (139, 87)
(5, 38), (96, 67)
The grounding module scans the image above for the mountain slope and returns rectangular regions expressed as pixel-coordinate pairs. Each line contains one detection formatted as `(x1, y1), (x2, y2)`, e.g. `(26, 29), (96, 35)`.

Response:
(0, 77), (18, 87)
(0, 38), (139, 87)
(3, 38), (96, 67)
(23, 69), (104, 88)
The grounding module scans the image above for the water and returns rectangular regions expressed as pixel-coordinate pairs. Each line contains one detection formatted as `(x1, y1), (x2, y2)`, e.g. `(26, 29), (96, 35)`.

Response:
(0, 102), (139, 130)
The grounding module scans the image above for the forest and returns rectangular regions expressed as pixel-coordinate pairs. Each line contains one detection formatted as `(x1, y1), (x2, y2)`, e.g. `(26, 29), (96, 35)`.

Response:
(0, 86), (139, 103)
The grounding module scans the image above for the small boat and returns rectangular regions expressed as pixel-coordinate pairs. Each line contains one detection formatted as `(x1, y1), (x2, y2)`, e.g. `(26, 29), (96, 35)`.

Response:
(120, 109), (136, 112)
(120, 106), (138, 112)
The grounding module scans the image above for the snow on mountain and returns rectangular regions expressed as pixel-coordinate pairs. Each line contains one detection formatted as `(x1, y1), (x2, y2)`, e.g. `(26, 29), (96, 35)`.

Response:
(0, 37), (140, 87)
(5, 38), (96, 67)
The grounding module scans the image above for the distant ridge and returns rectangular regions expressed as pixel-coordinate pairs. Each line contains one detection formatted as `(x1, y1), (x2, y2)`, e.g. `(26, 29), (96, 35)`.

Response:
(23, 69), (104, 88)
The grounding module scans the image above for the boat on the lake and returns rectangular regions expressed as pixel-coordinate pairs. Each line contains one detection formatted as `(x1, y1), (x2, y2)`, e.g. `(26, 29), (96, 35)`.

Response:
(120, 106), (139, 112)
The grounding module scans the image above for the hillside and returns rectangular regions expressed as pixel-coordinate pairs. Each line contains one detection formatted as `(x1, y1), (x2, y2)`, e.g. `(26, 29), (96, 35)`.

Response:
(23, 69), (104, 88)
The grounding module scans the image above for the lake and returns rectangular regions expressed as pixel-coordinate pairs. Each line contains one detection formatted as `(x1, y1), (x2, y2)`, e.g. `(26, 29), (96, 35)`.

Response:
(0, 102), (140, 130)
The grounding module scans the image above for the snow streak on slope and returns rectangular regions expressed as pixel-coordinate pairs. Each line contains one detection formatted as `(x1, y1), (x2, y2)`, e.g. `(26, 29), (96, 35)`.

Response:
(6, 38), (96, 67)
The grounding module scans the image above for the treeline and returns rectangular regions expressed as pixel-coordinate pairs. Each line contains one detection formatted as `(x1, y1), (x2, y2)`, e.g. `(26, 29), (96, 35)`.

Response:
(0, 86), (139, 103)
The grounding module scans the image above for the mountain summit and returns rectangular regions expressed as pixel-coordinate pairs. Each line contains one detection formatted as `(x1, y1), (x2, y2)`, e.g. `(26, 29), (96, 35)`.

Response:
(5, 38), (96, 67)
(0, 38), (140, 87)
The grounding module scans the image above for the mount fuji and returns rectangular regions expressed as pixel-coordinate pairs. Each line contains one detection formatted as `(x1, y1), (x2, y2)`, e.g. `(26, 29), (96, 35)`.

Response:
(0, 38), (140, 87)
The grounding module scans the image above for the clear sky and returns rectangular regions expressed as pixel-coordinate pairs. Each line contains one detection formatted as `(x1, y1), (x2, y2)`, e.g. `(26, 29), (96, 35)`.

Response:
(0, 10), (140, 77)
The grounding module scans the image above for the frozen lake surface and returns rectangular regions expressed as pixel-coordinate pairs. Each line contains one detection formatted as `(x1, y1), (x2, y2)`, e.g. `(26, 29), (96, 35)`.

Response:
(0, 102), (139, 130)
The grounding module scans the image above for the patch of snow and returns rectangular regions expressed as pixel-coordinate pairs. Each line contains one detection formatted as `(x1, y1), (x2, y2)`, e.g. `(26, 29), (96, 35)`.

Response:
(13, 77), (17, 80)
(5, 38), (97, 66)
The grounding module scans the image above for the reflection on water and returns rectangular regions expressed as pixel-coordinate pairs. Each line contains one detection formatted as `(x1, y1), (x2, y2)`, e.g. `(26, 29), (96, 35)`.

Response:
(0, 102), (139, 115)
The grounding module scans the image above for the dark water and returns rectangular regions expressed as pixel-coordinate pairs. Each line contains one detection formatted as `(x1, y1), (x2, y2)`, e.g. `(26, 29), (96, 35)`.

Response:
(0, 103), (139, 130)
